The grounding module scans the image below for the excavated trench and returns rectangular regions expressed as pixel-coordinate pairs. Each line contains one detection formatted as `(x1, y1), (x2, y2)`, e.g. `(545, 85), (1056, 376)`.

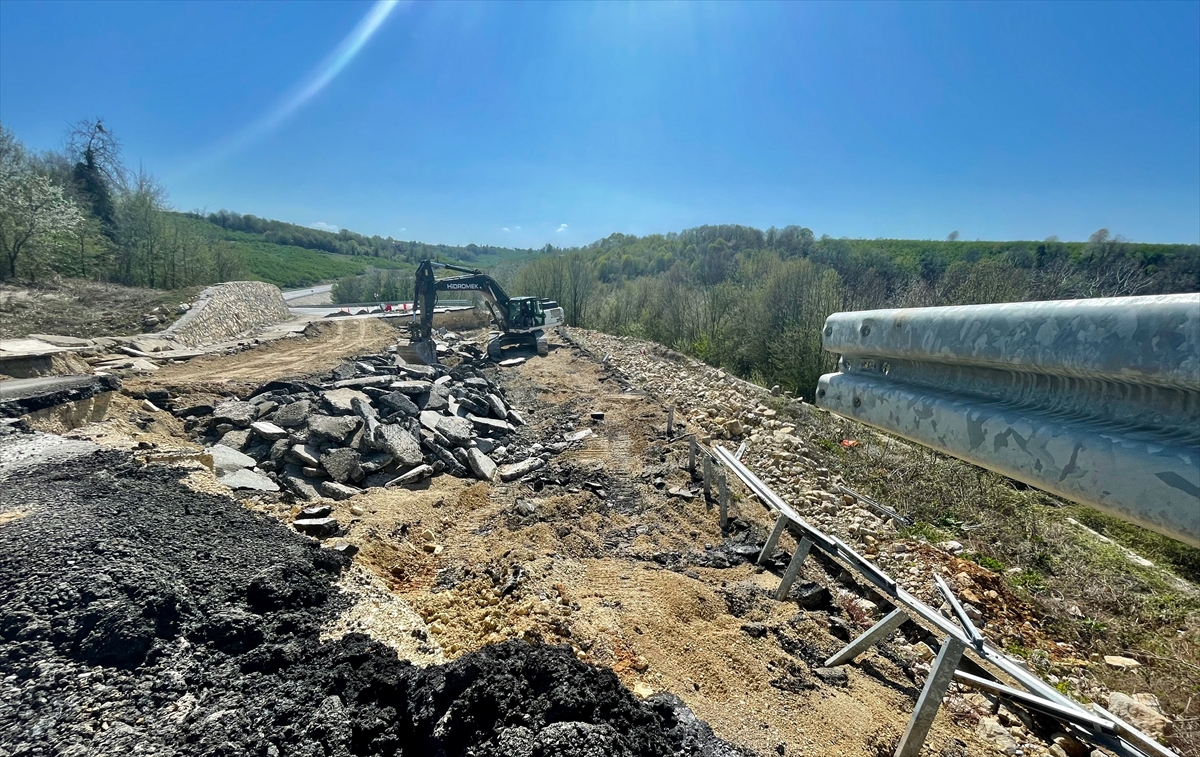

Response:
(0, 448), (754, 756)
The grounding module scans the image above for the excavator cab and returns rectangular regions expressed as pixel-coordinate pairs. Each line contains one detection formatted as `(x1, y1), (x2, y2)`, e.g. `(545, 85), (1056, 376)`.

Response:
(508, 297), (543, 330)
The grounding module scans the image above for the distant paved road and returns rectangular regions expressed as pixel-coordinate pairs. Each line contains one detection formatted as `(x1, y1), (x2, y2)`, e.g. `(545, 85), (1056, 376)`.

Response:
(281, 284), (334, 306)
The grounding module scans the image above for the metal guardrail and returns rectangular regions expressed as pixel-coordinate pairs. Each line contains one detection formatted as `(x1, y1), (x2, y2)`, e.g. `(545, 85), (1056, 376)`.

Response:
(710, 443), (1177, 757)
(814, 294), (1200, 547)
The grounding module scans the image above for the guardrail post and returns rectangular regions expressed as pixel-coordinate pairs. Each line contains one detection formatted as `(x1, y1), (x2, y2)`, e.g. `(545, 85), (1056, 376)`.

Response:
(935, 574), (985, 651)
(718, 472), (729, 527)
(895, 636), (967, 757)
(757, 514), (788, 566)
(824, 607), (908, 667)
(667, 404), (675, 437)
(688, 437), (697, 476)
(774, 537), (813, 600)
(703, 456), (713, 507)
(712, 438), (1177, 756)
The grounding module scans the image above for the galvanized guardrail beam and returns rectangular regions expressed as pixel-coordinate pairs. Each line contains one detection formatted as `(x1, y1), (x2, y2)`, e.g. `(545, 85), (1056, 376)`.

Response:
(816, 294), (1200, 547)
(713, 443), (1175, 757)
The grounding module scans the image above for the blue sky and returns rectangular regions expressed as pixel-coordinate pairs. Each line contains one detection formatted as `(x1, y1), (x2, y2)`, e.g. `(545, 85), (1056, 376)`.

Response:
(1, 1), (1197, 246)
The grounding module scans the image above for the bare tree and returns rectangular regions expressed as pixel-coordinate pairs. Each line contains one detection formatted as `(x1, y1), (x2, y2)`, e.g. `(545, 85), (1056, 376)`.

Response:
(66, 118), (126, 190)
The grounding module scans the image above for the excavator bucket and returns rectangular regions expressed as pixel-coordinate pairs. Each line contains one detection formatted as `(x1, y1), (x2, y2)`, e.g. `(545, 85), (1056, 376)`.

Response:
(396, 338), (438, 366)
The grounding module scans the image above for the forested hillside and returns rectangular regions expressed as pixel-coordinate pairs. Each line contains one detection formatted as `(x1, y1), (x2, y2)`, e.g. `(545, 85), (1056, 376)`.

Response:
(0, 120), (533, 291)
(192, 210), (533, 267)
(508, 225), (1200, 398)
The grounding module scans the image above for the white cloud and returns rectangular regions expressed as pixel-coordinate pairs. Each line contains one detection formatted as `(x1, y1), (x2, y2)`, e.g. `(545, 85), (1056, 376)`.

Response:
(514, 226), (521, 230)
(310, 221), (340, 232)
(556, 223), (568, 233)
(501, 227), (510, 232)
(399, 228), (406, 232)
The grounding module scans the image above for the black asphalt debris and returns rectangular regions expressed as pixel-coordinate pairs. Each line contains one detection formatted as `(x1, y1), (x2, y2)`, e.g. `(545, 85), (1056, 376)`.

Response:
(0, 450), (754, 757)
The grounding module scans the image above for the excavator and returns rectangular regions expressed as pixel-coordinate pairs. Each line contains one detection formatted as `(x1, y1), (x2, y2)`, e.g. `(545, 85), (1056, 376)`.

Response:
(399, 260), (565, 365)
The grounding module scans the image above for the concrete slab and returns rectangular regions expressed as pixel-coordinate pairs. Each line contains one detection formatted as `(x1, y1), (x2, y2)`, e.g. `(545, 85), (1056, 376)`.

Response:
(27, 334), (95, 348)
(0, 339), (70, 355)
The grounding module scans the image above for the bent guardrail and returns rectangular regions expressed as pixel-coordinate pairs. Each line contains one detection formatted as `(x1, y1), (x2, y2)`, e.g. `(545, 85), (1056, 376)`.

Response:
(815, 294), (1200, 547)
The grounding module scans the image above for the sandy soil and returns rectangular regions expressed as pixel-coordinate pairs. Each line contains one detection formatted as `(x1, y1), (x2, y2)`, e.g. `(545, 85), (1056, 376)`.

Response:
(127, 319), (403, 395)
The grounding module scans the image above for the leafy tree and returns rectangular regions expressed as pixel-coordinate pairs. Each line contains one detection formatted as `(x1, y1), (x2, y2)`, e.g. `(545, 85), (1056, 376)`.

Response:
(0, 125), (84, 279)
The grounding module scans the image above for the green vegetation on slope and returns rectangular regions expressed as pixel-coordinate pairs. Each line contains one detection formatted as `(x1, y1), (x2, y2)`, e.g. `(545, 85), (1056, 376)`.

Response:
(167, 214), (413, 289)
(1, 119), (535, 293)
(507, 224), (1199, 399)
(189, 209), (536, 273)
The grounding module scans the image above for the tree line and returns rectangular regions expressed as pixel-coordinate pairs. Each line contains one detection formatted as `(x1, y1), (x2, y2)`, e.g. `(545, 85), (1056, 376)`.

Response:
(0, 120), (247, 288)
(194, 210), (529, 265)
(329, 267), (414, 304)
(506, 226), (1199, 399)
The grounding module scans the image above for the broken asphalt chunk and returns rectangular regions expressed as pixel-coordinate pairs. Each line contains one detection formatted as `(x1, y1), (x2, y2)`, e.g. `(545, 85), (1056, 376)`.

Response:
(250, 421), (288, 441)
(385, 463), (434, 487)
(271, 399), (311, 427)
(307, 414), (361, 444)
(293, 517), (340, 538)
(207, 444), (257, 476)
(220, 468), (280, 492)
(465, 448), (497, 481)
(497, 457), (545, 482)
(320, 481), (361, 501)
(212, 400), (256, 428)
(390, 380), (433, 396)
(372, 424), (424, 466)
(435, 415), (473, 447)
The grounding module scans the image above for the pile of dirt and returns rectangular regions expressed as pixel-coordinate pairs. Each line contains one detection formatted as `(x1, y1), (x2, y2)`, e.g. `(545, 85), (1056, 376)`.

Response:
(0, 447), (752, 757)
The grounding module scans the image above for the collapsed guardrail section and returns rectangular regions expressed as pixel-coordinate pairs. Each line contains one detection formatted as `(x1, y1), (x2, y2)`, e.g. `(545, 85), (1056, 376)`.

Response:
(694, 439), (1178, 757)
(814, 294), (1200, 547)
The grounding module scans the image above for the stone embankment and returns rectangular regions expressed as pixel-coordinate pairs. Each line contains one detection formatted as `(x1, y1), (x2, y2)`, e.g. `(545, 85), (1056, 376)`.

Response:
(164, 281), (292, 348)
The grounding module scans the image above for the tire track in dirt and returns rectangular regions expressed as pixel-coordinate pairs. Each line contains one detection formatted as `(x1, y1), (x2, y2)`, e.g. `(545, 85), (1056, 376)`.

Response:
(130, 319), (400, 393)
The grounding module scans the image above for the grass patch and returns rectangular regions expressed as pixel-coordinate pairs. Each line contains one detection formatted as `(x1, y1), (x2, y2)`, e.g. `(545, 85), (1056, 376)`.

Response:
(963, 552), (1006, 572)
(1065, 504), (1200, 584)
(899, 522), (954, 544)
(1010, 570), (1048, 595)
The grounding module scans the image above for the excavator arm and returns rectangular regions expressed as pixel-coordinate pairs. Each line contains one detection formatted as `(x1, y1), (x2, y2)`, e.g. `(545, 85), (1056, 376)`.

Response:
(411, 260), (513, 343)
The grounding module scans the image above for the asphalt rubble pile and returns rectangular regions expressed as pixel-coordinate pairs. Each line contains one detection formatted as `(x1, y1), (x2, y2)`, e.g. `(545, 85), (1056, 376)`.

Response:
(173, 342), (558, 518)
(0, 448), (755, 757)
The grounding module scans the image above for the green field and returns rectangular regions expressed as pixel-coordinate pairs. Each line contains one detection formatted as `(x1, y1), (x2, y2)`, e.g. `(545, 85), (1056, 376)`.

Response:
(167, 215), (412, 289)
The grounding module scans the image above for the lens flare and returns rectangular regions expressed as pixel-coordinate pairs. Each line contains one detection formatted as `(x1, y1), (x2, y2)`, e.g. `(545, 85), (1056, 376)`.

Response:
(184, 0), (400, 174)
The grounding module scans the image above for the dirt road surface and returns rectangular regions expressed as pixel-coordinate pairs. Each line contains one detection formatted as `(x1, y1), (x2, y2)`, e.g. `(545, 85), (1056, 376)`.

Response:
(130, 318), (402, 393)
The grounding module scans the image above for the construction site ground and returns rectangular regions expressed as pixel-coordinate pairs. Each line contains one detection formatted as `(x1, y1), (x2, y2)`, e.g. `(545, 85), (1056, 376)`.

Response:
(6, 319), (1195, 756)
